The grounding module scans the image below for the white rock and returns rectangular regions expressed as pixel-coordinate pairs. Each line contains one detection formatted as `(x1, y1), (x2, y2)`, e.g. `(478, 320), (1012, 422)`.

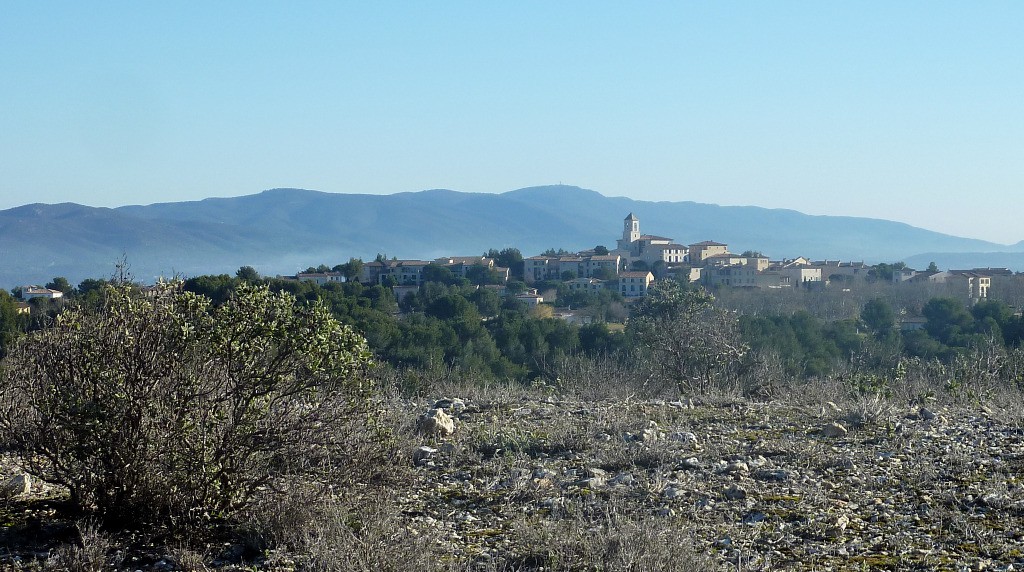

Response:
(820, 423), (849, 438)
(609, 473), (635, 486)
(2, 473), (31, 498)
(725, 460), (749, 474)
(724, 485), (747, 500)
(669, 431), (698, 444)
(417, 408), (456, 436)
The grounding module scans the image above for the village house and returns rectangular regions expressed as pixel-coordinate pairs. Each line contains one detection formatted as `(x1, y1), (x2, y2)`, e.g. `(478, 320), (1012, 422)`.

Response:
(688, 241), (730, 264)
(566, 277), (606, 293)
(515, 293), (544, 307)
(813, 260), (870, 282)
(523, 253), (620, 284)
(619, 271), (654, 297)
(19, 287), (64, 301)
(771, 260), (823, 288)
(295, 271), (345, 286)
(893, 267), (999, 301)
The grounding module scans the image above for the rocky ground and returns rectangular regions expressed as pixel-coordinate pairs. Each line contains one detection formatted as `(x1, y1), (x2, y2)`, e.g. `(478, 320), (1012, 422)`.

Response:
(3, 388), (1024, 571)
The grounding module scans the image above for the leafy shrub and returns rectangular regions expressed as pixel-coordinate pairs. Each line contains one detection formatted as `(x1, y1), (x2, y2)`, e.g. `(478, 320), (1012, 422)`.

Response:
(0, 282), (372, 527)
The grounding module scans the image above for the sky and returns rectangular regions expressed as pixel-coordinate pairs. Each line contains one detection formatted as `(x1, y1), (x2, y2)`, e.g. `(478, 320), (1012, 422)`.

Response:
(2, 2), (1022, 244)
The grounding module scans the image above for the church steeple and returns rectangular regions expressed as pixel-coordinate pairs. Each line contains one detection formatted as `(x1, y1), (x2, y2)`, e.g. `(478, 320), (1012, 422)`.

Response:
(618, 213), (641, 251)
(623, 213), (640, 243)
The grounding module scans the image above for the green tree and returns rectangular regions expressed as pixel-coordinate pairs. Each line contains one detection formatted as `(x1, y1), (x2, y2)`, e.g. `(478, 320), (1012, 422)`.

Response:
(45, 276), (73, 294)
(922, 297), (972, 345)
(629, 280), (748, 393)
(335, 257), (364, 282)
(235, 265), (261, 282)
(860, 298), (896, 339)
(0, 283), (372, 527)
(593, 245), (609, 255)
(868, 262), (907, 282)
(592, 266), (618, 281)
(0, 291), (28, 357)
(486, 248), (525, 279)
(422, 264), (459, 285)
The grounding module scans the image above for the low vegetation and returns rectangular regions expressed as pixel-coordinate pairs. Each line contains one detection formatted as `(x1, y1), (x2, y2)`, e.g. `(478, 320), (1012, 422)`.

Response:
(3, 268), (1024, 569)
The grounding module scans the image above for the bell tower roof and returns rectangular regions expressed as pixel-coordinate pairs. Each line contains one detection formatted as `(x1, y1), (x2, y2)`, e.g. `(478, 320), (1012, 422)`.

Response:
(624, 212), (638, 221)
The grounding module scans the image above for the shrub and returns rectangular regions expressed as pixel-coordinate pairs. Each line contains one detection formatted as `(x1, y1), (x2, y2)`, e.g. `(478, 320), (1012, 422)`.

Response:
(0, 282), (372, 527)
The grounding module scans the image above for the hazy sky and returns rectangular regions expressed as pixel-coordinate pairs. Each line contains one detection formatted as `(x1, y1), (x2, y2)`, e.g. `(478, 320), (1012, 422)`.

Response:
(2, 3), (1022, 243)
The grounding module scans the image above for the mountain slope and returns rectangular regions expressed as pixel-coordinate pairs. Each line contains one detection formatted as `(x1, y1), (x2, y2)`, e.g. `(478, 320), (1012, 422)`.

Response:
(1, 185), (1020, 286)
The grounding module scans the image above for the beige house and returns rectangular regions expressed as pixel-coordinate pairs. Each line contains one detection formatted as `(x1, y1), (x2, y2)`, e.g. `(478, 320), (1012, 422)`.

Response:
(703, 254), (769, 271)
(705, 265), (761, 288)
(688, 241), (729, 263)
(773, 261), (823, 287)
(813, 261), (869, 282)
(515, 293), (544, 307)
(524, 253), (621, 283)
(619, 271), (654, 297)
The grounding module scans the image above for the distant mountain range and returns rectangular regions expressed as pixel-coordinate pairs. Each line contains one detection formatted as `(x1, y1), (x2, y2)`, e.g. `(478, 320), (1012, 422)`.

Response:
(2, 185), (1022, 287)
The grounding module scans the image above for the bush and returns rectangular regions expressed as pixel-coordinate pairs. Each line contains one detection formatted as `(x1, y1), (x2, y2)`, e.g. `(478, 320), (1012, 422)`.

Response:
(0, 282), (373, 527)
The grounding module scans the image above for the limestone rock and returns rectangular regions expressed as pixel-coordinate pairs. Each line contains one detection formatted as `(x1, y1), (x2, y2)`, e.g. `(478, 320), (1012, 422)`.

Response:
(2, 473), (31, 498)
(417, 408), (456, 436)
(820, 422), (848, 438)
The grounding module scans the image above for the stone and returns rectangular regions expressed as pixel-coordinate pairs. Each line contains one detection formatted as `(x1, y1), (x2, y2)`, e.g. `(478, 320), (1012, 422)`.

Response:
(724, 485), (747, 500)
(417, 408), (456, 436)
(1, 473), (31, 498)
(820, 423), (849, 438)
(679, 457), (703, 471)
(609, 472), (635, 486)
(412, 446), (438, 467)
(669, 431), (699, 444)
(640, 421), (661, 442)
(823, 514), (850, 539)
(432, 397), (467, 414)
(571, 477), (605, 489)
(725, 460), (749, 475)
(754, 469), (790, 482)
(742, 511), (767, 525)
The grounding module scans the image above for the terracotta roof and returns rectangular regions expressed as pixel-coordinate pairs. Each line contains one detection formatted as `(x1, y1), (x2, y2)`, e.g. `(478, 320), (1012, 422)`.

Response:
(619, 272), (653, 278)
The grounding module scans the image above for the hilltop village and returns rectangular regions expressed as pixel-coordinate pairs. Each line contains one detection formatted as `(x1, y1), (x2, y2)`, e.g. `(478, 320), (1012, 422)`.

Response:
(283, 213), (1004, 306)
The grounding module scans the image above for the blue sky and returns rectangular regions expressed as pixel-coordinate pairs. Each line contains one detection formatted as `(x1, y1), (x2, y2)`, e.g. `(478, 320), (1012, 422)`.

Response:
(2, 2), (1022, 243)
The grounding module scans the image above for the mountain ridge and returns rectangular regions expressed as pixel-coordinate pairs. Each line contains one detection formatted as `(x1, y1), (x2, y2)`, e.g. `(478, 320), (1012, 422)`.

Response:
(2, 185), (1021, 287)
